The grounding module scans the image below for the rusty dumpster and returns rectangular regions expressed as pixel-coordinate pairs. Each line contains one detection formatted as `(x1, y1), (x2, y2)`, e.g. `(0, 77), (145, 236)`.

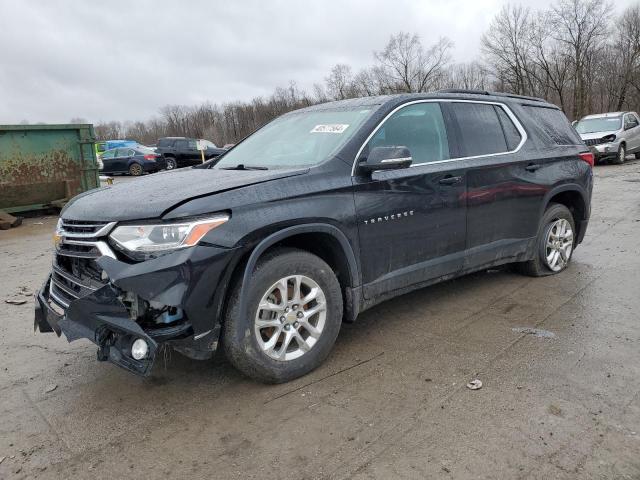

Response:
(0, 124), (100, 213)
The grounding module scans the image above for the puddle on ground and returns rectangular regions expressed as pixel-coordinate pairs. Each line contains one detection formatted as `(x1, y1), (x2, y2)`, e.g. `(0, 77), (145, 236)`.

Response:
(512, 327), (556, 338)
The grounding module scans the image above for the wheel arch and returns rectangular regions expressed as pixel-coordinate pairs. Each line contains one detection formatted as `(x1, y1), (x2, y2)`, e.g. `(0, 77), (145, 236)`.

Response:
(542, 185), (589, 242)
(235, 224), (361, 325)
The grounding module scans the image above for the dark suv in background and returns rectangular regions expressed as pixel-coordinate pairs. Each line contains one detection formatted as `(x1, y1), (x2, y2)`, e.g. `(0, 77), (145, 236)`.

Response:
(156, 137), (227, 169)
(35, 91), (593, 383)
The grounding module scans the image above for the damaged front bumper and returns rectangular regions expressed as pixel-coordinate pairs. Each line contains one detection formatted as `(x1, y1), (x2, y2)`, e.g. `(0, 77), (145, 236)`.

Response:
(35, 243), (240, 376)
(35, 277), (162, 375)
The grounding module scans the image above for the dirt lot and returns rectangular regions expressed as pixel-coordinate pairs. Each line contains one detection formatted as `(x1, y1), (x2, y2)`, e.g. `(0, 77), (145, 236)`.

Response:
(1, 163), (640, 480)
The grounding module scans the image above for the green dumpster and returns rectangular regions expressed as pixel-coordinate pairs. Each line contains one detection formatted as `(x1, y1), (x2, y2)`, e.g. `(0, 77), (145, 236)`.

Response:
(0, 124), (100, 213)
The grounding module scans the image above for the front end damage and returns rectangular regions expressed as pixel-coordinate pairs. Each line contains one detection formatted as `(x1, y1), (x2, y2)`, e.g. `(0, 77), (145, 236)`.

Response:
(35, 221), (239, 376)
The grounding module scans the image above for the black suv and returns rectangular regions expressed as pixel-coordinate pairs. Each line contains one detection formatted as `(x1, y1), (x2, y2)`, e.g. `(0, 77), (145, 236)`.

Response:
(35, 91), (593, 383)
(156, 137), (227, 169)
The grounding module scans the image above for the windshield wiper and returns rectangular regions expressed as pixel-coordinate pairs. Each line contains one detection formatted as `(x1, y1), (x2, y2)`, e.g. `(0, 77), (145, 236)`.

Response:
(220, 164), (269, 171)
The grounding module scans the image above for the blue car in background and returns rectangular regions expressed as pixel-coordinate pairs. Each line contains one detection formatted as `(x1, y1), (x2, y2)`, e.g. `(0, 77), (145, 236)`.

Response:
(99, 146), (166, 176)
(95, 139), (138, 156)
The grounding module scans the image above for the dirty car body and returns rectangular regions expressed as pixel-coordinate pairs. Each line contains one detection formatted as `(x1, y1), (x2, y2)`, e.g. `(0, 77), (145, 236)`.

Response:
(35, 91), (593, 380)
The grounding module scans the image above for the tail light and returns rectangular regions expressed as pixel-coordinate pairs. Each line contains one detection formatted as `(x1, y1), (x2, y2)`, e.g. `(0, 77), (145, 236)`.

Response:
(144, 154), (157, 160)
(579, 152), (594, 167)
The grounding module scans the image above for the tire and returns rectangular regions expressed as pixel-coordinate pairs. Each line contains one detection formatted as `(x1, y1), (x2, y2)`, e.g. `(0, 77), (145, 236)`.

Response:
(165, 157), (177, 170)
(613, 144), (626, 165)
(516, 203), (576, 277)
(635, 152), (640, 160)
(128, 162), (143, 176)
(223, 248), (343, 383)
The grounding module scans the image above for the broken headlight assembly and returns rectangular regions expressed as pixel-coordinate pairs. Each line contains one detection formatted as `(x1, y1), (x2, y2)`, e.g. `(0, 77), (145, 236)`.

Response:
(109, 214), (229, 260)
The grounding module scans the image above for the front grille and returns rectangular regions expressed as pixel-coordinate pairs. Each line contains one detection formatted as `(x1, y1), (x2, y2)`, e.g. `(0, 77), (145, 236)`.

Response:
(59, 219), (114, 238)
(584, 139), (599, 147)
(49, 218), (116, 310)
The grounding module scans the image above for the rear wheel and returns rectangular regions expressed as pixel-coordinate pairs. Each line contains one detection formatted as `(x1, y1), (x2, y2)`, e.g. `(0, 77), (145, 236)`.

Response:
(613, 144), (626, 165)
(516, 203), (575, 277)
(165, 157), (177, 170)
(223, 248), (343, 383)
(128, 162), (143, 176)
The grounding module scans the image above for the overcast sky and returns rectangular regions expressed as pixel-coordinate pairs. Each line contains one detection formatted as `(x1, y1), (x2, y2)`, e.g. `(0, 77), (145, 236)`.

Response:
(0, 0), (635, 124)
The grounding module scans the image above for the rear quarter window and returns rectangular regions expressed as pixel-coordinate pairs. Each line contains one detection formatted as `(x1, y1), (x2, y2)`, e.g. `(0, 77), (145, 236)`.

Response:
(523, 106), (582, 146)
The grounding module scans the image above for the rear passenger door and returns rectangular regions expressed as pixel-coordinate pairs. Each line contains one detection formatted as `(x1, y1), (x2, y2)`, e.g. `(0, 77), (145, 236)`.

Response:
(112, 148), (131, 172)
(447, 101), (544, 269)
(353, 101), (467, 299)
(100, 149), (116, 173)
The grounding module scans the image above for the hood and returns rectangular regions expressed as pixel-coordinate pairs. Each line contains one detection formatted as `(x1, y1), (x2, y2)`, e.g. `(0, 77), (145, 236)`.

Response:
(62, 167), (307, 221)
(578, 130), (619, 141)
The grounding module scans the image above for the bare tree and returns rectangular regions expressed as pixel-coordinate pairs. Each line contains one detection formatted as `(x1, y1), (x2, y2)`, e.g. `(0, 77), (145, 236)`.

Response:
(375, 32), (453, 93)
(481, 5), (536, 96)
(613, 4), (640, 109)
(549, 0), (612, 118)
(325, 64), (355, 100)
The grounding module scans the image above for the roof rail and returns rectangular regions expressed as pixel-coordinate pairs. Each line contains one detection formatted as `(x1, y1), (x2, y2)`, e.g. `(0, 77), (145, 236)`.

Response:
(489, 92), (546, 103)
(437, 89), (491, 95)
(437, 89), (547, 103)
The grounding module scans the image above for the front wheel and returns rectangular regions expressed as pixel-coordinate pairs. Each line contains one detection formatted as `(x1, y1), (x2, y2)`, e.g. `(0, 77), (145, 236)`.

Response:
(516, 203), (576, 277)
(613, 144), (626, 165)
(223, 248), (343, 383)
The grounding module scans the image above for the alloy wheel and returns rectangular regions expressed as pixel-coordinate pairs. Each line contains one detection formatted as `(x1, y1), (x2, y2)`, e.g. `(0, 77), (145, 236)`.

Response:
(129, 163), (142, 176)
(544, 218), (573, 272)
(254, 275), (327, 361)
(166, 158), (176, 170)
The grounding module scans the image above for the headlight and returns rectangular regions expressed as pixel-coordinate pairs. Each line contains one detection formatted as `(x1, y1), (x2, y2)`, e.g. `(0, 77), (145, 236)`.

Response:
(109, 215), (229, 255)
(601, 134), (616, 143)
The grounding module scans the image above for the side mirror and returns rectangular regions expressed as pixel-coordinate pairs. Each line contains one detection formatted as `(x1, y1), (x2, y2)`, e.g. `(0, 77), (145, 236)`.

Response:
(359, 146), (412, 173)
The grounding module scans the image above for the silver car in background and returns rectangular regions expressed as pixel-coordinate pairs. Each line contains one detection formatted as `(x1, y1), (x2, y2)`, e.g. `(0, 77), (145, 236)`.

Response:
(575, 112), (640, 164)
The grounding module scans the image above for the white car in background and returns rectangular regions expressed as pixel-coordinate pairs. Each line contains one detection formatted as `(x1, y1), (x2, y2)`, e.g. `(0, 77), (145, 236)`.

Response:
(574, 112), (640, 164)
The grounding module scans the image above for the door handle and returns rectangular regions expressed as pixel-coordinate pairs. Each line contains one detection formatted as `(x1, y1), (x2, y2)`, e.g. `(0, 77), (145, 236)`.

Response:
(525, 163), (542, 172)
(439, 175), (462, 185)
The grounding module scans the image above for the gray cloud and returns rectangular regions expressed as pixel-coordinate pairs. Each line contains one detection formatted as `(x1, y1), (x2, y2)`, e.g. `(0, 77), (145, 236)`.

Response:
(0, 0), (634, 123)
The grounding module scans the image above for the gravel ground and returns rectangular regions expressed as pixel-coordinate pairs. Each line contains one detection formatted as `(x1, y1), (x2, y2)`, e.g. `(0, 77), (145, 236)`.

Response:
(1, 162), (639, 479)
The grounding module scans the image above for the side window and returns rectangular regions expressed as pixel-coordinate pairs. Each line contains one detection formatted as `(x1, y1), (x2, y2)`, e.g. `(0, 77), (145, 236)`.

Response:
(450, 102), (508, 157)
(495, 106), (523, 151)
(625, 114), (639, 129)
(175, 140), (187, 150)
(127, 149), (135, 157)
(101, 150), (116, 159)
(187, 139), (198, 150)
(368, 103), (450, 164)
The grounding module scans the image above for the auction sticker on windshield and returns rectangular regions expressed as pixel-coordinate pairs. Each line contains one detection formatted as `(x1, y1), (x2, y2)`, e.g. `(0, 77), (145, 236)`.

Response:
(310, 124), (350, 133)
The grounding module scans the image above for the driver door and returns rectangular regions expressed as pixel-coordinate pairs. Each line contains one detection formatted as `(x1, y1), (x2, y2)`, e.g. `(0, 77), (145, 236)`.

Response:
(353, 101), (467, 300)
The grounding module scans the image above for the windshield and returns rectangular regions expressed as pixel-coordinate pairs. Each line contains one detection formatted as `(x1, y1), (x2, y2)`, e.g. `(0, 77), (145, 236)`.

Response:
(575, 117), (622, 134)
(214, 108), (373, 169)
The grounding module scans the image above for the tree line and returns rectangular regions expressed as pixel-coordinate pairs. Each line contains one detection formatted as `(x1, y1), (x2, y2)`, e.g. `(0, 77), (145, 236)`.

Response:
(94, 0), (640, 146)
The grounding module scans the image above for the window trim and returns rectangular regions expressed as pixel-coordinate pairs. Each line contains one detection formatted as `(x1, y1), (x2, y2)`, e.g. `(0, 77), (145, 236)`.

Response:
(351, 99), (528, 176)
